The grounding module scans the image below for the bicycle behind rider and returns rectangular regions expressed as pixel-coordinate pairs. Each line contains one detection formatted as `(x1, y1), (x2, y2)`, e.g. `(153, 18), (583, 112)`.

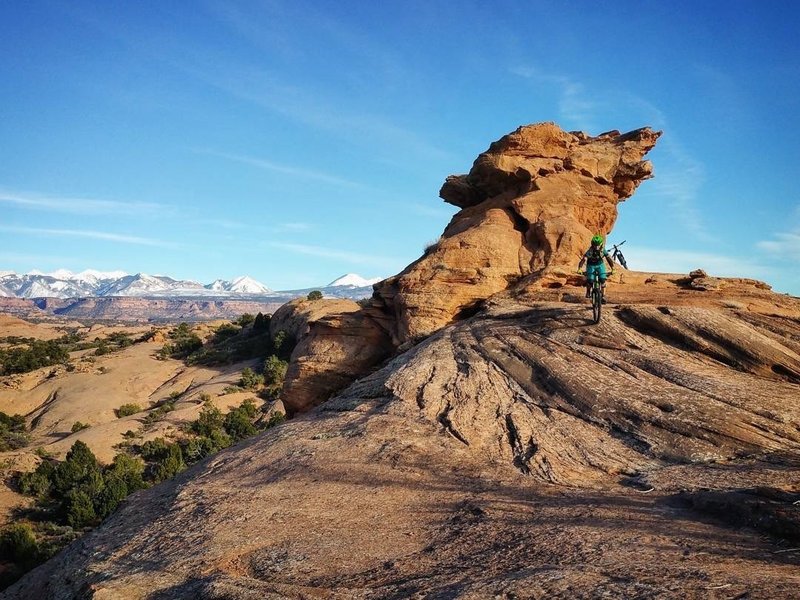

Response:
(577, 234), (615, 303)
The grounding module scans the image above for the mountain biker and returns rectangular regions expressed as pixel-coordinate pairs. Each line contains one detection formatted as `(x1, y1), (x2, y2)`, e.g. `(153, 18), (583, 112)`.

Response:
(577, 234), (615, 302)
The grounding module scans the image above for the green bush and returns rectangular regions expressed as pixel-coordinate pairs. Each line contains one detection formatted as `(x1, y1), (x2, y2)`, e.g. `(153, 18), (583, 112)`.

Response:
(271, 330), (295, 360)
(0, 523), (39, 564)
(306, 290), (323, 301)
(214, 323), (240, 342)
(0, 339), (70, 375)
(223, 399), (258, 442)
(153, 444), (185, 483)
(265, 411), (286, 428)
(65, 489), (97, 528)
(191, 402), (225, 438)
(239, 367), (264, 389)
(17, 467), (52, 498)
(116, 403), (142, 418)
(0, 411), (29, 451)
(139, 438), (171, 461)
(236, 313), (256, 327)
(51, 441), (101, 495)
(253, 312), (270, 331)
(71, 421), (90, 433)
(263, 356), (288, 388)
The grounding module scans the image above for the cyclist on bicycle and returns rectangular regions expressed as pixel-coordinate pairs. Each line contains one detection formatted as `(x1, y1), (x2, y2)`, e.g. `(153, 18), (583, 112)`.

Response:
(577, 234), (615, 302)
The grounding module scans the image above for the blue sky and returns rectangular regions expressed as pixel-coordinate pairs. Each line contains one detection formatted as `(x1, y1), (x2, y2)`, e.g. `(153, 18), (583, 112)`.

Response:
(1, 1), (798, 294)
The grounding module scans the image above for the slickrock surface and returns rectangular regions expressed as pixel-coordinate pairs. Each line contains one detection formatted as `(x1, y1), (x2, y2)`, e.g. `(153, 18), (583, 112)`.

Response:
(374, 123), (660, 344)
(6, 291), (800, 599)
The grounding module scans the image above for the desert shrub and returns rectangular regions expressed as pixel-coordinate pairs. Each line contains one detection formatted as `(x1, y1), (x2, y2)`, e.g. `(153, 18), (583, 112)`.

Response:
(152, 444), (185, 483)
(94, 341), (110, 356)
(107, 454), (145, 492)
(17, 467), (52, 498)
(64, 489), (96, 528)
(191, 402), (225, 437)
(172, 335), (202, 356)
(356, 297), (372, 308)
(139, 438), (171, 461)
(306, 290), (323, 301)
(116, 403), (142, 418)
(156, 343), (174, 360)
(0, 412), (28, 451)
(95, 476), (128, 518)
(141, 401), (175, 428)
(71, 421), (89, 433)
(236, 313), (256, 327)
(0, 339), (70, 375)
(423, 237), (441, 255)
(265, 412), (286, 428)
(0, 523), (40, 564)
(271, 330), (295, 361)
(239, 367), (264, 389)
(223, 399), (258, 442)
(263, 356), (288, 388)
(172, 323), (191, 337)
(252, 312), (270, 331)
(214, 323), (240, 342)
(51, 441), (100, 495)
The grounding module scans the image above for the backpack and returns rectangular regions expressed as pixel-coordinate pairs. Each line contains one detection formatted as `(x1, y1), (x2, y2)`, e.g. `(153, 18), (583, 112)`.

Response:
(586, 246), (605, 264)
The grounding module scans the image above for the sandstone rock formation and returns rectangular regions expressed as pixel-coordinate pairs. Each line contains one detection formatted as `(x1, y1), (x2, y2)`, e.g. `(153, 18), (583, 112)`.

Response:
(272, 298), (393, 415)
(373, 122), (661, 344)
(278, 123), (662, 414)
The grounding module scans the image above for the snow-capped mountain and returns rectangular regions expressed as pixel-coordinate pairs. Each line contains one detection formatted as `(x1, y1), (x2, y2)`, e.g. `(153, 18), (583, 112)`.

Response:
(0, 270), (382, 300)
(96, 274), (205, 297)
(327, 273), (383, 287)
(205, 276), (272, 294)
(0, 270), (276, 299)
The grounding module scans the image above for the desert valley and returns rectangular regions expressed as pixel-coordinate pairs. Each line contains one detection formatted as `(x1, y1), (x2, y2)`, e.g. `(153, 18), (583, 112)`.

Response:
(0, 123), (798, 599)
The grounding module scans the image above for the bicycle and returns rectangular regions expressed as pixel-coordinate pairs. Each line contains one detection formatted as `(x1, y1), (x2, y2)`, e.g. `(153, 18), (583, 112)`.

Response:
(585, 270), (613, 324)
(609, 240), (628, 269)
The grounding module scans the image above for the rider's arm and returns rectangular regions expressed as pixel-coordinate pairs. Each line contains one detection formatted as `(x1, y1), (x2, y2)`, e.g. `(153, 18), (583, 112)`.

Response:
(605, 253), (615, 269)
(577, 256), (586, 271)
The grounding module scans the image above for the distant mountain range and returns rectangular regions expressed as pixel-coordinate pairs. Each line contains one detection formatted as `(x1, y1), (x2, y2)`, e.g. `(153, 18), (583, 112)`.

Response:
(0, 270), (383, 300)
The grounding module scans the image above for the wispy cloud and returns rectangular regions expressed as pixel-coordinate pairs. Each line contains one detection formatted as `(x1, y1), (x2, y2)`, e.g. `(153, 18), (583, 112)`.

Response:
(510, 66), (597, 130)
(196, 149), (368, 189)
(0, 189), (168, 216)
(0, 225), (177, 247)
(757, 207), (800, 260)
(510, 68), (710, 240)
(68, 5), (450, 163)
(272, 222), (313, 233)
(268, 241), (400, 269)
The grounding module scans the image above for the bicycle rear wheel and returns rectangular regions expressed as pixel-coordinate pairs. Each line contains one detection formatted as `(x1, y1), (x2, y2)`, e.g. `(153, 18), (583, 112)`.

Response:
(592, 285), (602, 323)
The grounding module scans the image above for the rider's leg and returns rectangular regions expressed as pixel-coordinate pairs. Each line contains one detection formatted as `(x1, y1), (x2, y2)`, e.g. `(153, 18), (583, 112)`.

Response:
(598, 263), (608, 303)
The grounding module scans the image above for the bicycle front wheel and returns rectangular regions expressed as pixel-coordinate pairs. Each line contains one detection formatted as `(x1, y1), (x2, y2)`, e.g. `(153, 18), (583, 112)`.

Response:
(592, 286), (602, 323)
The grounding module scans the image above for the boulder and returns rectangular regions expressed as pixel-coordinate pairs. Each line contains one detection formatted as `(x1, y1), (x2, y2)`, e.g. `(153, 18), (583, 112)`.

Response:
(274, 299), (393, 415)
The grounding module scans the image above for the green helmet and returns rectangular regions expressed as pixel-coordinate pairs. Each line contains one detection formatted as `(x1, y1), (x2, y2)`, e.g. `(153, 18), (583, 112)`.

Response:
(591, 234), (603, 246)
